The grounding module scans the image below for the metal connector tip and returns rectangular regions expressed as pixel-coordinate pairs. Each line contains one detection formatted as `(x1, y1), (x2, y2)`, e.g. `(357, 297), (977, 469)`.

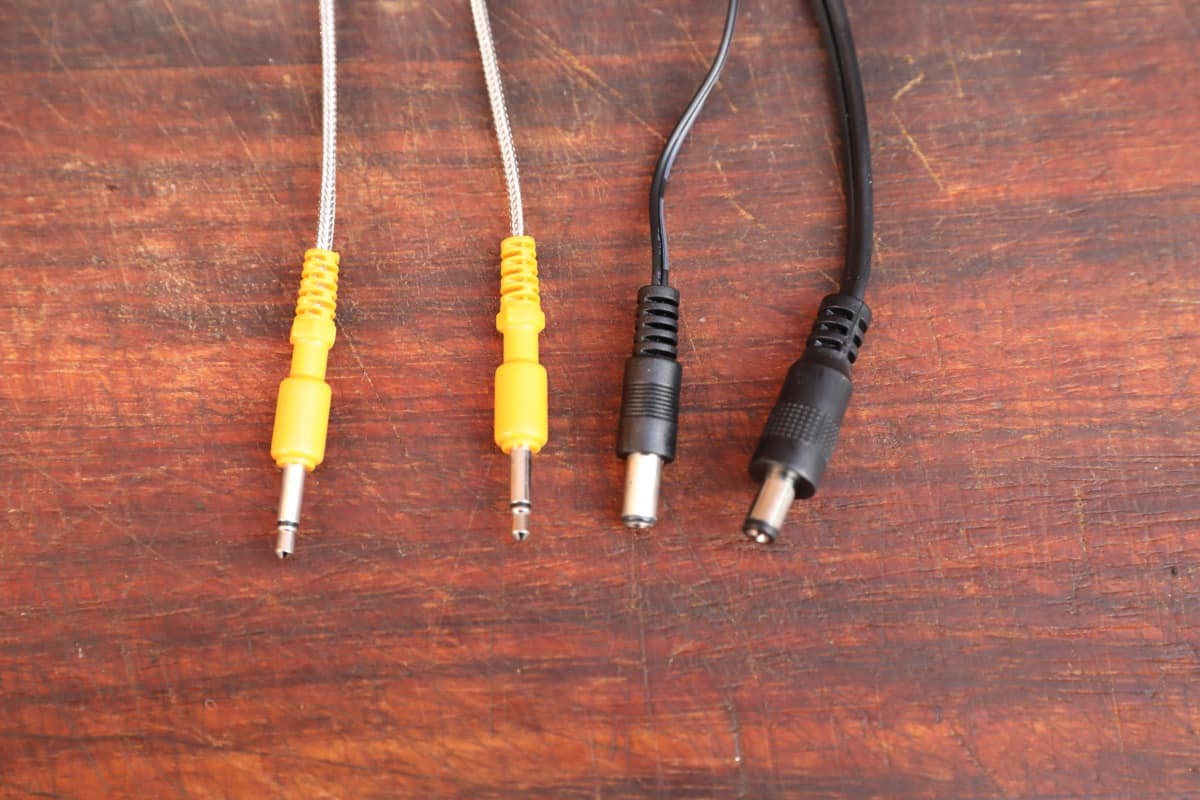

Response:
(275, 523), (297, 558)
(743, 465), (796, 544)
(276, 463), (306, 559)
(511, 508), (531, 540)
(622, 453), (663, 529)
(742, 520), (777, 545)
(510, 446), (532, 541)
(512, 505), (531, 541)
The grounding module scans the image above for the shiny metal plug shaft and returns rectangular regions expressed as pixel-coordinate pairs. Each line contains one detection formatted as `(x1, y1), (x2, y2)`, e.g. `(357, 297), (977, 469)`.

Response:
(622, 452), (663, 529)
(510, 445), (532, 541)
(275, 463), (306, 558)
(743, 464), (797, 544)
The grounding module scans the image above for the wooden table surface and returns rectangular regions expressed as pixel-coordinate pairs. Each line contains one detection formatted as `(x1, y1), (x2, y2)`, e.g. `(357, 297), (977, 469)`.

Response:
(2, 0), (1198, 797)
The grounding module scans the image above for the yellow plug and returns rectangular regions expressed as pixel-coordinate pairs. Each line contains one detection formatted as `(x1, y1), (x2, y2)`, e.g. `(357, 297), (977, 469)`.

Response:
(494, 235), (547, 540)
(270, 247), (339, 558)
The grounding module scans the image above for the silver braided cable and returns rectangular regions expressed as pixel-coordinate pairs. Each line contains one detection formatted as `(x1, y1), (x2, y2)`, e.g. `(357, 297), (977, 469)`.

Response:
(315, 0), (337, 250)
(470, 0), (524, 238)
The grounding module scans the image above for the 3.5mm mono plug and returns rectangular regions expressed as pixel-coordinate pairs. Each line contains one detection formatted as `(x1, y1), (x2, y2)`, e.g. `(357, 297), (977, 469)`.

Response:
(266, 0), (341, 559)
(271, 247), (339, 557)
(494, 235), (547, 540)
(745, 293), (869, 543)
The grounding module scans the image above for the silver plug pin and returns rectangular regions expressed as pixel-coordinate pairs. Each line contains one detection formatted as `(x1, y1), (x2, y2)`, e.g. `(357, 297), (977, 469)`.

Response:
(743, 464), (796, 544)
(510, 445), (532, 541)
(622, 452), (663, 529)
(275, 463), (306, 558)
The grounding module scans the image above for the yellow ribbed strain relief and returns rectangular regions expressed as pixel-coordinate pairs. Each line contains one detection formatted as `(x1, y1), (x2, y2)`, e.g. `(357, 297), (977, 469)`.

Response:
(494, 235), (548, 454)
(271, 248), (340, 470)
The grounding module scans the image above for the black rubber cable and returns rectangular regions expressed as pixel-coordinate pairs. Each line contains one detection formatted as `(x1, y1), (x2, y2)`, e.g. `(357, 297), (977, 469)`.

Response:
(649, 0), (739, 287)
(741, 0), (875, 544)
(814, 0), (873, 300)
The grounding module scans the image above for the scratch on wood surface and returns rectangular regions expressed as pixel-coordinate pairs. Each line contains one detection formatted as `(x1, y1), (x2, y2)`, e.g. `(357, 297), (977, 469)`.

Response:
(1073, 486), (1092, 563)
(885, 241), (947, 378)
(284, 72), (318, 131)
(892, 111), (946, 193)
(959, 48), (1024, 63)
(670, 11), (739, 115)
(630, 556), (653, 719)
(154, 122), (217, 196)
(31, 88), (72, 127)
(712, 159), (763, 228)
(501, 8), (664, 141)
(19, 10), (99, 112)
(725, 699), (743, 765)
(502, 10), (610, 92)
(628, 545), (663, 787)
(225, 112), (281, 208)
(675, 12), (710, 69)
(161, 0), (205, 70)
(892, 72), (925, 102)
(950, 722), (1007, 797)
(0, 115), (31, 153)
(945, 46), (965, 99)
(1107, 654), (1132, 795)
(822, 128), (843, 201)
(679, 308), (703, 377)
(336, 326), (407, 449)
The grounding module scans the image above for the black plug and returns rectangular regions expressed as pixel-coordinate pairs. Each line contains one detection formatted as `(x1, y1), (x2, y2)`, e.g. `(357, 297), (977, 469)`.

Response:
(617, 285), (682, 528)
(745, 293), (870, 543)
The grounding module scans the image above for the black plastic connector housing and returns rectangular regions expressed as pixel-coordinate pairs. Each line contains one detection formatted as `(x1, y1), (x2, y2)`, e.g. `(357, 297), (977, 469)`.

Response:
(617, 285), (682, 461)
(748, 293), (870, 498)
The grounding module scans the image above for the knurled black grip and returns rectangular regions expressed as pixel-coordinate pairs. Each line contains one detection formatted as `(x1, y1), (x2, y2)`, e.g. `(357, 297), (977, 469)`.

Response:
(748, 293), (869, 498)
(761, 401), (840, 452)
(617, 356), (681, 460)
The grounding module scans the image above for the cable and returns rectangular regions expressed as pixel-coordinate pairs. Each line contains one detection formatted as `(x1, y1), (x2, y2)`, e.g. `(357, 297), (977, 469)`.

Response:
(650, 0), (739, 287)
(269, 0), (342, 559)
(470, 0), (524, 239)
(743, 0), (875, 543)
(471, 0), (547, 541)
(814, 0), (872, 300)
(315, 0), (337, 251)
(617, 1), (739, 529)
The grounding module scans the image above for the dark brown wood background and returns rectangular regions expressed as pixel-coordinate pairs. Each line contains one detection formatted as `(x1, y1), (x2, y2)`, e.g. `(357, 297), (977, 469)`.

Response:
(2, 0), (1198, 797)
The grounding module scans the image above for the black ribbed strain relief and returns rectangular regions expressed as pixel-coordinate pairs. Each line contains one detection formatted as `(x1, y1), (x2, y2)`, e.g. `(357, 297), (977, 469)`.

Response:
(632, 285), (680, 359)
(806, 293), (871, 366)
(617, 285), (682, 461)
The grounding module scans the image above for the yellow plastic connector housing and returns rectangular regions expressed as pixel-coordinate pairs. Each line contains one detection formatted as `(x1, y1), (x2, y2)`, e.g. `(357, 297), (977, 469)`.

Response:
(271, 248), (339, 471)
(494, 235), (548, 454)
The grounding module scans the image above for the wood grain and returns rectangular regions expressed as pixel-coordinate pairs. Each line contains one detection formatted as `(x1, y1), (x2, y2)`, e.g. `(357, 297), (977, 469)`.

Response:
(1, 0), (1198, 797)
